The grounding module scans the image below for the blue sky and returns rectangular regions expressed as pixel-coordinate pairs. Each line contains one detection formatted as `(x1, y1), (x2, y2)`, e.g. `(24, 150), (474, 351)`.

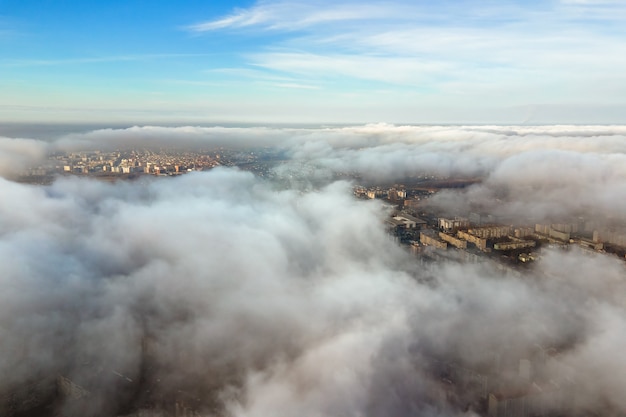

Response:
(1, 0), (625, 124)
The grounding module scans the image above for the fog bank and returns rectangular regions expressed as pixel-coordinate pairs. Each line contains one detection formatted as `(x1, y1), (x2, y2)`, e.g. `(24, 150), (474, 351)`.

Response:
(0, 168), (625, 416)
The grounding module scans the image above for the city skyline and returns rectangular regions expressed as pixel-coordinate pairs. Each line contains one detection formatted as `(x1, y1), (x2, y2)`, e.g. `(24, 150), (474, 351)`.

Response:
(2, 0), (626, 124)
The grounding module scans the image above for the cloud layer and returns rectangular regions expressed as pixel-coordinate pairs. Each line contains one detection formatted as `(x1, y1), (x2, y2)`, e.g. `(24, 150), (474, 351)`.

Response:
(0, 136), (48, 178)
(9, 123), (626, 223)
(1, 125), (625, 416)
(1, 170), (625, 416)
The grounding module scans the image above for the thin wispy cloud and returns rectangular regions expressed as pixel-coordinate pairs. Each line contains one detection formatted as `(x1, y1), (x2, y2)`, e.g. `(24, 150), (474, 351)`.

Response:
(190, 0), (626, 34)
(268, 82), (319, 90)
(561, 0), (626, 5)
(558, 0), (626, 21)
(207, 67), (315, 84)
(188, 1), (407, 32)
(2, 0), (625, 123)
(186, 0), (626, 115)
(249, 52), (450, 86)
(0, 54), (207, 67)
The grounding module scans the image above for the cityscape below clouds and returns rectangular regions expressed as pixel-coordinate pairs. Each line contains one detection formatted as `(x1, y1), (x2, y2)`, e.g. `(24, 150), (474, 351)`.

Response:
(1, 123), (626, 416)
(1, 1), (626, 416)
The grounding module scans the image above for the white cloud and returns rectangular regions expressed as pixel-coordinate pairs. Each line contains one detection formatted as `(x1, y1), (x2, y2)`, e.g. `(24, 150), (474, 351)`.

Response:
(1, 125), (626, 414)
(269, 82), (320, 89)
(0, 54), (206, 68)
(560, 0), (626, 5)
(0, 136), (48, 178)
(188, 1), (407, 32)
(249, 52), (451, 86)
(185, 0), (626, 119)
(2, 168), (626, 414)
(15, 123), (619, 224)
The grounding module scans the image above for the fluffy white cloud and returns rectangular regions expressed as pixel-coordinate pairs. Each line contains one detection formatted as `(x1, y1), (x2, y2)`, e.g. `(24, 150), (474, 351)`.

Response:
(0, 136), (48, 178)
(5, 123), (623, 223)
(2, 168), (626, 415)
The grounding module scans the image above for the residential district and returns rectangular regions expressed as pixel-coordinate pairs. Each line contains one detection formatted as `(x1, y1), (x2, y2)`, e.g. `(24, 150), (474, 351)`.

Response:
(353, 184), (626, 264)
(18, 148), (281, 183)
(4, 149), (626, 417)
